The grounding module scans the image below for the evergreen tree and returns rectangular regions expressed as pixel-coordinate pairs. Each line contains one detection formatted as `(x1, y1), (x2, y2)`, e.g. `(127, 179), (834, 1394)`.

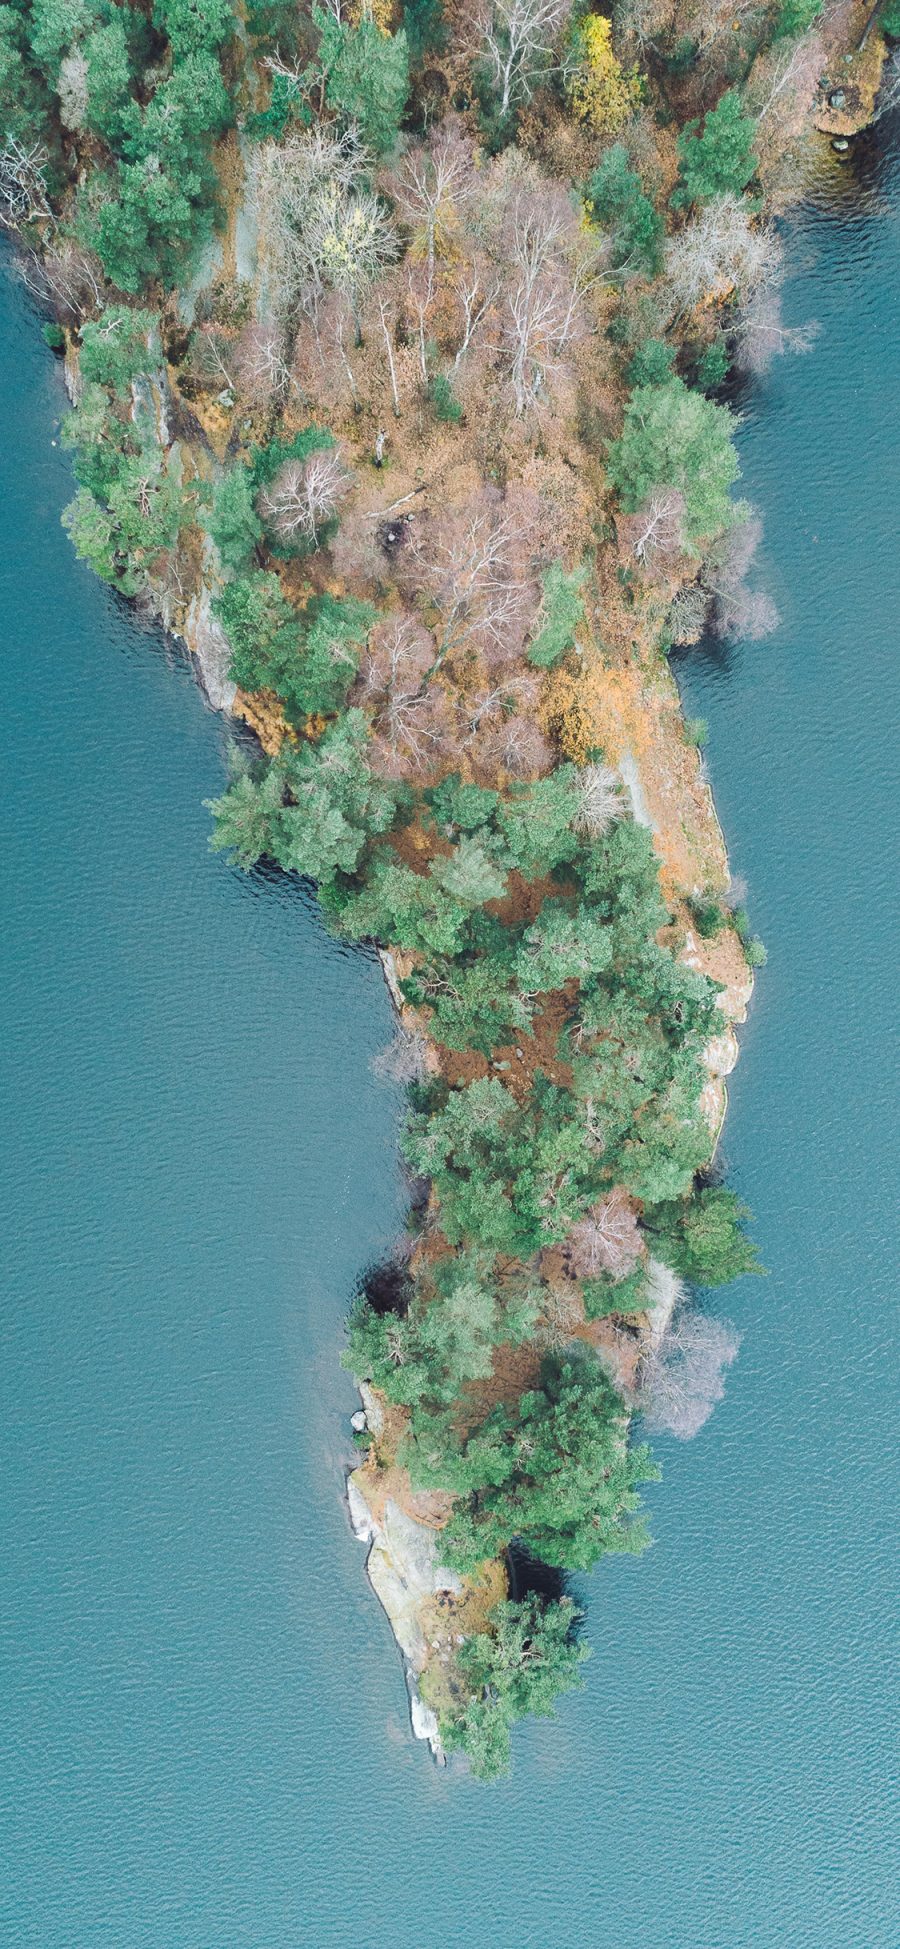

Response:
(607, 378), (740, 543)
(673, 89), (758, 207)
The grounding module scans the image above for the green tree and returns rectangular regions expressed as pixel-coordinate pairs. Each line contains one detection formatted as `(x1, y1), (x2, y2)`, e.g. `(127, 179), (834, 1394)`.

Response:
(527, 562), (586, 669)
(83, 16), (132, 144)
(432, 1595), (588, 1779)
(204, 465), (263, 574)
(208, 711), (396, 882)
(317, 8), (409, 155)
(586, 145), (663, 275)
(412, 1351), (657, 1571)
(78, 307), (160, 393)
(153, 0), (235, 57)
(606, 378), (740, 543)
(643, 1185), (763, 1285)
(673, 89), (758, 207)
(29, 0), (100, 77)
(627, 337), (674, 387)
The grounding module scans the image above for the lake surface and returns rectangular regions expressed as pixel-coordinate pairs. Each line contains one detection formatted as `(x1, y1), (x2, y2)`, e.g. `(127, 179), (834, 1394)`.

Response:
(2, 129), (898, 1949)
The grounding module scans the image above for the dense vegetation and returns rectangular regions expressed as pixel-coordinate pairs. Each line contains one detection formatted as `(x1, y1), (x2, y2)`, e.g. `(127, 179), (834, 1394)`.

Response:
(7, 0), (870, 1776)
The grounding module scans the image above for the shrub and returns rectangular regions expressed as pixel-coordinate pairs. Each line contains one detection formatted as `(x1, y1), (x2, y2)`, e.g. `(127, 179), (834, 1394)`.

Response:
(427, 371), (463, 422)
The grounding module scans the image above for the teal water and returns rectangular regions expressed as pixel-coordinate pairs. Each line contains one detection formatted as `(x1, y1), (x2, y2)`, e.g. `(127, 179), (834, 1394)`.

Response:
(2, 133), (898, 1947)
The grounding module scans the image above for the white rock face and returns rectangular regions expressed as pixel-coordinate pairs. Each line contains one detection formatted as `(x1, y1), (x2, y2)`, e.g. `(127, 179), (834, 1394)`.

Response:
(358, 1381), (384, 1438)
(182, 549), (237, 713)
(346, 1475), (376, 1545)
(409, 1687), (445, 1762)
(350, 1409), (367, 1433)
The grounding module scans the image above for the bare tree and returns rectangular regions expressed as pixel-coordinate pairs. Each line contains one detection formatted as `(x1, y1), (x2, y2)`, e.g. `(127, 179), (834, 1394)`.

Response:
(619, 487), (688, 567)
(186, 323), (237, 396)
(667, 583), (709, 646)
(406, 485), (541, 669)
(389, 121), (477, 281)
(234, 320), (298, 409)
(478, 710), (556, 778)
(371, 1028), (430, 1084)
(502, 184), (596, 415)
(0, 136), (53, 229)
(573, 761), (623, 838)
(639, 1307), (741, 1438)
(565, 1188), (643, 1280)
(474, 0), (574, 120)
(258, 447), (353, 545)
(17, 242), (104, 323)
(732, 285), (819, 378)
(57, 48), (89, 130)
(451, 259), (499, 373)
(352, 615), (452, 778)
(701, 512), (779, 640)
(251, 127), (396, 334)
(665, 195), (782, 320)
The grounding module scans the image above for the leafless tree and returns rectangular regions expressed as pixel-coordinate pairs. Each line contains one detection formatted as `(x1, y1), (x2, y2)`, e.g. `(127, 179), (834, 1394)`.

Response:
(478, 710), (556, 778)
(406, 485), (541, 669)
(731, 285), (819, 378)
(872, 47), (900, 124)
(251, 127), (396, 333)
(352, 615), (451, 778)
(574, 761), (623, 838)
(57, 48), (89, 130)
(639, 1307), (741, 1438)
(258, 447), (353, 545)
(502, 184), (597, 415)
(667, 583), (710, 646)
(451, 259), (499, 373)
(186, 323), (237, 395)
(371, 1029), (430, 1085)
(234, 320), (298, 408)
(17, 242), (104, 323)
(474, 0), (574, 120)
(619, 487), (688, 567)
(701, 512), (779, 641)
(389, 121), (477, 280)
(665, 195), (782, 320)
(0, 136), (53, 229)
(565, 1188), (643, 1280)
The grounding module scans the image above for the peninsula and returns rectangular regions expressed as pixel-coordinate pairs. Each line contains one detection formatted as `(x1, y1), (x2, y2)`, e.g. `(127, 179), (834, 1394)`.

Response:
(2, 0), (891, 1777)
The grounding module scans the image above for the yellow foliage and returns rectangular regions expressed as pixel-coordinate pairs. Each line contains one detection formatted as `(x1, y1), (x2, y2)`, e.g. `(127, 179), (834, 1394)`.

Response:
(568, 16), (642, 135)
(349, 0), (394, 27)
(541, 660), (640, 765)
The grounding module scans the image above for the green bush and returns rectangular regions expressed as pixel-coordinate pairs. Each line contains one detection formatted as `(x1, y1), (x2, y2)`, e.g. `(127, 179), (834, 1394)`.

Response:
(427, 372), (463, 422)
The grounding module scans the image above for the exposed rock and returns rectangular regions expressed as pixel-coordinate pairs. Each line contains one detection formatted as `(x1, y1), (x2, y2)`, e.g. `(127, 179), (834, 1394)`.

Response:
(346, 1474), (376, 1545)
(409, 1685), (445, 1762)
(358, 1380), (384, 1438)
(350, 1409), (367, 1433)
(182, 541), (237, 713)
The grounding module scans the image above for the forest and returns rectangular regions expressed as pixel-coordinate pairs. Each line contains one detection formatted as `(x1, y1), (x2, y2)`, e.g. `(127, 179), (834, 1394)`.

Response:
(2, 0), (890, 1777)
